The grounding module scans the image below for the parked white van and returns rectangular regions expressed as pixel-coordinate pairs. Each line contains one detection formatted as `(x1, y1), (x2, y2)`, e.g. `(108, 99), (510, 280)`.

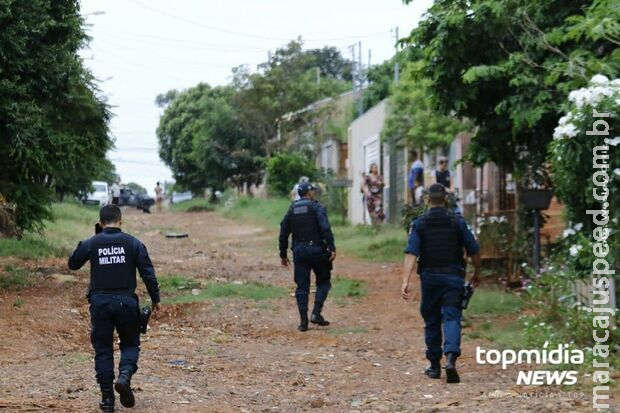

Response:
(84, 181), (109, 206)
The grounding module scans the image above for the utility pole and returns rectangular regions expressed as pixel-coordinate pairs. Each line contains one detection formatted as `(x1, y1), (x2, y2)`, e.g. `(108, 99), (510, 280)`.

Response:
(393, 26), (400, 84)
(349, 43), (356, 95)
(357, 41), (363, 115)
(368, 49), (372, 71)
(316, 67), (321, 87)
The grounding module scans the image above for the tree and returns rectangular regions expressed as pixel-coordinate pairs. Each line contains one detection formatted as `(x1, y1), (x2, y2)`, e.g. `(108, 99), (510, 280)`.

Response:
(125, 182), (147, 195)
(232, 40), (351, 157)
(266, 153), (319, 196)
(0, 0), (112, 232)
(362, 48), (421, 112)
(156, 84), (264, 194)
(383, 61), (472, 149)
(404, 0), (618, 182)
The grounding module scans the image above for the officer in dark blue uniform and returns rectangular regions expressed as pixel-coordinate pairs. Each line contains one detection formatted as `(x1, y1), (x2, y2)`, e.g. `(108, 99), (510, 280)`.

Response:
(68, 205), (160, 412)
(401, 184), (481, 384)
(279, 182), (336, 332)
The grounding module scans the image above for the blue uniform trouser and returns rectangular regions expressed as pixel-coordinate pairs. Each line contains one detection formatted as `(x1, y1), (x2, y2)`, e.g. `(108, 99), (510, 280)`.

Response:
(89, 293), (140, 391)
(293, 244), (332, 316)
(419, 273), (464, 362)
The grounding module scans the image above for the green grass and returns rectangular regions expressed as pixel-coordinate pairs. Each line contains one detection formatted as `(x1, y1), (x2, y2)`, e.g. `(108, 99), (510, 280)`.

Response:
(330, 276), (367, 298)
(0, 202), (98, 259)
(169, 198), (215, 212)
(0, 265), (33, 290)
(164, 281), (288, 304)
(158, 274), (201, 292)
(221, 196), (291, 229)
(472, 320), (528, 349)
(333, 224), (406, 262)
(465, 288), (526, 349)
(466, 288), (522, 315)
(220, 196), (407, 262)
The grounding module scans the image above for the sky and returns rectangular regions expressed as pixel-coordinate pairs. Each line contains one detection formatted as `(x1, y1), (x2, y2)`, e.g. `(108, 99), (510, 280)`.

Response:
(79, 0), (434, 196)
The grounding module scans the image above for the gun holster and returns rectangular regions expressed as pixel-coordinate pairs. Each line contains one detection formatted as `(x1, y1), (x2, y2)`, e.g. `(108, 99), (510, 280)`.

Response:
(134, 294), (152, 334)
(139, 306), (152, 334)
(462, 282), (474, 310)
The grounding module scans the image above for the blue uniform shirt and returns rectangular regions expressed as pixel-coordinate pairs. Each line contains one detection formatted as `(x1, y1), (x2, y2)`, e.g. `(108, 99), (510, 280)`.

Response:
(279, 199), (336, 258)
(404, 208), (479, 275)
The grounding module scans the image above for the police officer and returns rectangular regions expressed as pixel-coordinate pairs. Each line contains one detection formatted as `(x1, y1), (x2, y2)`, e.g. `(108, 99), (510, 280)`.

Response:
(68, 205), (161, 412)
(279, 182), (336, 332)
(401, 184), (481, 383)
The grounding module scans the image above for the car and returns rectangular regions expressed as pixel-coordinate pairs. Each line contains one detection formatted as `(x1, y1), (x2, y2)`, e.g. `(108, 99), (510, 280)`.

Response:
(171, 191), (192, 204)
(118, 188), (155, 213)
(83, 181), (109, 206)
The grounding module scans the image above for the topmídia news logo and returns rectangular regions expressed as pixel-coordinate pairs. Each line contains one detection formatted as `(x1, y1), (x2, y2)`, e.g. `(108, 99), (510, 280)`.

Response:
(476, 342), (584, 386)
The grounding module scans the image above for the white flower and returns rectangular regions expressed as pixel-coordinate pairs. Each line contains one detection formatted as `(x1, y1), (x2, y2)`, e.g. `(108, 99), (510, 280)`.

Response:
(612, 79), (620, 88)
(609, 137), (620, 146)
(569, 244), (582, 257)
(553, 122), (578, 140)
(563, 228), (576, 238)
(558, 113), (573, 126)
(490, 216), (499, 223)
(614, 168), (620, 177)
(590, 74), (609, 85)
(573, 223), (583, 231)
(499, 216), (508, 223)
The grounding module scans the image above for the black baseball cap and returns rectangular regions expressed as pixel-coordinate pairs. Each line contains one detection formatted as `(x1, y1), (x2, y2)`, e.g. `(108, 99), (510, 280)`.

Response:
(298, 182), (316, 196)
(428, 183), (447, 200)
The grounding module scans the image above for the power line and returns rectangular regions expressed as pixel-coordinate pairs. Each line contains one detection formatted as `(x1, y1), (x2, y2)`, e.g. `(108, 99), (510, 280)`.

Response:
(127, 0), (391, 43)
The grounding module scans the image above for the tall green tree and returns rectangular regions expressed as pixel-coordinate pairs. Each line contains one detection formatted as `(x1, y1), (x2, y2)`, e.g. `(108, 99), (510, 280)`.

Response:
(404, 0), (618, 182)
(383, 61), (472, 148)
(156, 84), (263, 194)
(232, 40), (351, 157)
(0, 0), (112, 232)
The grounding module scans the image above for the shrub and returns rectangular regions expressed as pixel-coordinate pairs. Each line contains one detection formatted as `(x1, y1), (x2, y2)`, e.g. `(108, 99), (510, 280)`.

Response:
(266, 153), (318, 196)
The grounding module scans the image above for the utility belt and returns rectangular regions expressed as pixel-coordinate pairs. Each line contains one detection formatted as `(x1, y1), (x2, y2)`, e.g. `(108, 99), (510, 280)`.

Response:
(88, 288), (135, 299)
(422, 267), (465, 277)
(295, 239), (323, 246)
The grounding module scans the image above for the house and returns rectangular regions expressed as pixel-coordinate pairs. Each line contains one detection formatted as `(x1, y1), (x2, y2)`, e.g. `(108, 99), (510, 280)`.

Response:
(279, 90), (362, 178)
(347, 100), (395, 224)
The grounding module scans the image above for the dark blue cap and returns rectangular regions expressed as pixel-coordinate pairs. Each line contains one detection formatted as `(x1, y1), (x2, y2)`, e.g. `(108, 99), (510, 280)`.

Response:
(428, 183), (447, 199)
(298, 182), (316, 196)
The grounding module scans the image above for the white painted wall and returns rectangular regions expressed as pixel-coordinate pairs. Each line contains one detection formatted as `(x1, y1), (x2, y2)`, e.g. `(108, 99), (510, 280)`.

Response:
(347, 100), (388, 224)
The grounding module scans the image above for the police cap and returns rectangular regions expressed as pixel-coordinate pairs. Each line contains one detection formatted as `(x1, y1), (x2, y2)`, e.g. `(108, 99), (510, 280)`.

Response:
(298, 182), (316, 197)
(428, 183), (447, 200)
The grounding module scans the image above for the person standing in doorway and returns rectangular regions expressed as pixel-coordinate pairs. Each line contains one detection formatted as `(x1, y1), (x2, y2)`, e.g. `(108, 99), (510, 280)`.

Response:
(154, 182), (164, 213)
(433, 157), (451, 189)
(408, 151), (424, 205)
(362, 163), (385, 225)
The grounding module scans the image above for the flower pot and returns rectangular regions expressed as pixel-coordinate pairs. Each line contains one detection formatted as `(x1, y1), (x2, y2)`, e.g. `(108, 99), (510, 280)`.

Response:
(520, 189), (554, 210)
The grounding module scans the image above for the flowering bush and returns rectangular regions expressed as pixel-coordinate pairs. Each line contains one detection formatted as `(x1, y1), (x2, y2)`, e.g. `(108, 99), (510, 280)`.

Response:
(550, 74), (619, 228)
(476, 215), (513, 257)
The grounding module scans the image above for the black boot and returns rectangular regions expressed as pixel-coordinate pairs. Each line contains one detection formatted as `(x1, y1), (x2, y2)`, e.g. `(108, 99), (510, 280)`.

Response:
(298, 312), (309, 332)
(424, 360), (441, 379)
(310, 313), (330, 326)
(114, 370), (135, 408)
(444, 353), (460, 383)
(99, 389), (115, 412)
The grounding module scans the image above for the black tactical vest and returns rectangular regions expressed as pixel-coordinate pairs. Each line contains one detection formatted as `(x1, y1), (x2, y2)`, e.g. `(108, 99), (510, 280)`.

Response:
(289, 199), (322, 244)
(435, 170), (450, 187)
(88, 230), (138, 292)
(417, 208), (465, 273)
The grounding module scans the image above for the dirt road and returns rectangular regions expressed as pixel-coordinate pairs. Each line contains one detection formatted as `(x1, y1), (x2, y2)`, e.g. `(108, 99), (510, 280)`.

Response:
(0, 209), (602, 412)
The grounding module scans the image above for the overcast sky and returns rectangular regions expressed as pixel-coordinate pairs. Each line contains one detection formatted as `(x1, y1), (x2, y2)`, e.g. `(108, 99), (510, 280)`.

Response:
(79, 0), (433, 196)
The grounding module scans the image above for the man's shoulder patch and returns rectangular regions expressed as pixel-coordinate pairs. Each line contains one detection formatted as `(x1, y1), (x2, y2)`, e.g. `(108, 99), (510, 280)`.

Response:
(293, 205), (309, 214)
